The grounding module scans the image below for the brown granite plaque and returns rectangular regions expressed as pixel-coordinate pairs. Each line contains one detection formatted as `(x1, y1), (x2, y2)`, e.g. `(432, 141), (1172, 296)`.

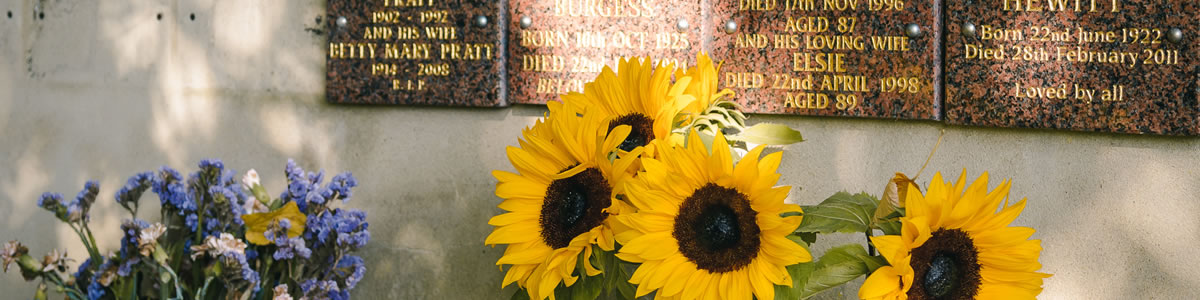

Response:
(709, 0), (942, 119)
(507, 0), (705, 104)
(945, 0), (1200, 135)
(327, 0), (506, 106)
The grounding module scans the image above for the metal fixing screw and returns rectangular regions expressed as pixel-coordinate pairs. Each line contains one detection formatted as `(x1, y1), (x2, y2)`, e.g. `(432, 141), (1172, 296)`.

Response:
(676, 18), (689, 32)
(962, 22), (977, 38)
(724, 20), (738, 34)
(519, 15), (532, 29)
(1167, 28), (1183, 43)
(474, 15), (489, 28)
(335, 16), (347, 28)
(905, 24), (922, 38)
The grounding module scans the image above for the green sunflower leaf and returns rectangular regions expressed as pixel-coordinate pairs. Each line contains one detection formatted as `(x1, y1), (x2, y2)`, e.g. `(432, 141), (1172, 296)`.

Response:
(726, 123), (805, 146)
(775, 244), (880, 300)
(796, 192), (879, 234)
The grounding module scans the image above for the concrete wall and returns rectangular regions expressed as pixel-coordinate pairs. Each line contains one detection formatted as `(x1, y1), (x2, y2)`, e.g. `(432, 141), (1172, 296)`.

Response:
(1, 0), (1198, 298)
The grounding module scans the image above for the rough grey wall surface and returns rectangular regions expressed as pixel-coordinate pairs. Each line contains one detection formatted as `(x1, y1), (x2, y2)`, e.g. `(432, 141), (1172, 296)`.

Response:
(1, 0), (1199, 299)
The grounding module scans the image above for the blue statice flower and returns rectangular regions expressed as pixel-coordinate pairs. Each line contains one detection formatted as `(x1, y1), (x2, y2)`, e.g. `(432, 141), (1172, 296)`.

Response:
(114, 172), (153, 212)
(37, 192), (64, 217)
(86, 277), (106, 300)
(336, 255), (366, 289)
(116, 257), (141, 277)
(221, 252), (260, 289)
(328, 172), (358, 203)
(185, 214), (199, 232)
(307, 208), (369, 249)
(73, 258), (93, 287)
(64, 181), (98, 223)
(245, 249), (258, 261)
(273, 237), (311, 260)
(300, 279), (341, 298)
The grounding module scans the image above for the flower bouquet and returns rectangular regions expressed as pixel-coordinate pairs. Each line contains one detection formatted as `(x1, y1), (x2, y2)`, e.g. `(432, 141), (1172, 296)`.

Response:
(484, 52), (1050, 300)
(3, 159), (370, 300)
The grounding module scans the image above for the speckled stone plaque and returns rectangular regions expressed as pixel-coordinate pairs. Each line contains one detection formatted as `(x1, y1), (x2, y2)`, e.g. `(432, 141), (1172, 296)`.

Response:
(945, 0), (1200, 135)
(709, 0), (942, 119)
(327, 0), (506, 106)
(507, 0), (705, 104)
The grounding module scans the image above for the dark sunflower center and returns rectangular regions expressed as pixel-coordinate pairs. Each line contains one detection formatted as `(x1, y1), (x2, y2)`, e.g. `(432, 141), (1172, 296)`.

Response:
(540, 167), (611, 249)
(908, 229), (981, 300)
(608, 113), (655, 152)
(673, 183), (760, 273)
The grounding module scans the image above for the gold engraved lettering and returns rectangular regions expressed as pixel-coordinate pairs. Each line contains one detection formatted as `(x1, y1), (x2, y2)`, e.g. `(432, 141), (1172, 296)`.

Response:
(384, 0), (434, 7)
(783, 0), (817, 10)
(740, 0), (776, 11)
(372, 11), (403, 23)
(804, 35), (864, 51)
(576, 31), (607, 48)
(725, 72), (766, 89)
(785, 16), (828, 33)
(329, 43), (376, 59)
(784, 92), (829, 109)
(363, 26), (393, 39)
(868, 36), (909, 51)
(523, 55), (566, 72)
(1004, 0), (1121, 12)
(793, 53), (847, 72)
(424, 26), (458, 40)
(392, 79), (426, 91)
(371, 63), (399, 76)
(963, 44), (1006, 60)
(439, 43), (494, 60)
(383, 43), (432, 60)
(980, 25), (1023, 41)
(735, 33), (769, 48)
(819, 75), (868, 92)
(552, 0), (657, 18)
(522, 30), (571, 48)
(774, 34), (802, 49)
(396, 27), (420, 40)
(821, 0), (857, 11)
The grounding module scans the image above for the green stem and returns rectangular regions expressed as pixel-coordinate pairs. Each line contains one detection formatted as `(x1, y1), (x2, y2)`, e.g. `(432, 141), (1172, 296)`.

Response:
(43, 272), (86, 300)
(195, 277), (215, 300)
(866, 230), (875, 256)
(69, 224), (101, 263)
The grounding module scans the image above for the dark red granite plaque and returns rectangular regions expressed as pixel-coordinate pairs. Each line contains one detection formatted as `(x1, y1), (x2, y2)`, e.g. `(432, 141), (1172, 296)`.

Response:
(327, 0), (506, 106)
(945, 0), (1200, 135)
(507, 0), (705, 104)
(709, 0), (942, 119)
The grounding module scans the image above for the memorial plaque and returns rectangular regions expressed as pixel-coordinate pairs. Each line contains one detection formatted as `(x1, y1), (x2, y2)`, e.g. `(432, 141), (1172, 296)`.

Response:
(710, 0), (941, 119)
(945, 0), (1200, 134)
(508, 0), (705, 104)
(327, 0), (506, 106)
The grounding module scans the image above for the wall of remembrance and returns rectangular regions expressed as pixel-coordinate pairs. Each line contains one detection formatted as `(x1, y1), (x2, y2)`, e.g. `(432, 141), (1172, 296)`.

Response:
(0, 0), (1197, 299)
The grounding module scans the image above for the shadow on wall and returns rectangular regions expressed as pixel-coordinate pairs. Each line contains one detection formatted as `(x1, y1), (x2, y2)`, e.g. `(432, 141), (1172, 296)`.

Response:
(0, 0), (534, 298)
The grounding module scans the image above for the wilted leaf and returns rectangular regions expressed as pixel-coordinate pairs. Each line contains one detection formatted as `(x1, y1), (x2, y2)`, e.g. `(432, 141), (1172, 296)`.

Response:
(796, 192), (878, 234)
(726, 123), (804, 146)
(241, 201), (307, 245)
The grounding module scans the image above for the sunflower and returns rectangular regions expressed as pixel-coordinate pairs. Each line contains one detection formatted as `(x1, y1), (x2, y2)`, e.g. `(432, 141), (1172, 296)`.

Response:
(859, 172), (1050, 300)
(560, 57), (696, 156)
(614, 130), (812, 300)
(485, 100), (644, 300)
(675, 52), (734, 116)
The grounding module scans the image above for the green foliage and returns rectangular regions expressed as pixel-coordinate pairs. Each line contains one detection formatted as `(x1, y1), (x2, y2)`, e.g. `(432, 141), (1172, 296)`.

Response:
(774, 244), (888, 300)
(727, 123), (805, 146)
(796, 192), (879, 234)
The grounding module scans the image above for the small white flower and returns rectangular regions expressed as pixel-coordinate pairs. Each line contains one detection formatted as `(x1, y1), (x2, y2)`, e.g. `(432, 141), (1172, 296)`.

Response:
(2, 241), (26, 272)
(190, 233), (247, 259)
(40, 249), (73, 272)
(137, 223), (167, 257)
(273, 284), (293, 300)
(243, 169), (261, 190)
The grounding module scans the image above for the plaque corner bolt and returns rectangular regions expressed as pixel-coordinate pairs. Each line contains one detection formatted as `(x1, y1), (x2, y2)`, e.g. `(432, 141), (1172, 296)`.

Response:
(724, 20), (738, 34)
(676, 18), (690, 32)
(519, 15), (532, 29)
(335, 16), (347, 28)
(474, 15), (489, 28)
(962, 22), (977, 38)
(905, 23), (922, 38)
(1167, 28), (1183, 43)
